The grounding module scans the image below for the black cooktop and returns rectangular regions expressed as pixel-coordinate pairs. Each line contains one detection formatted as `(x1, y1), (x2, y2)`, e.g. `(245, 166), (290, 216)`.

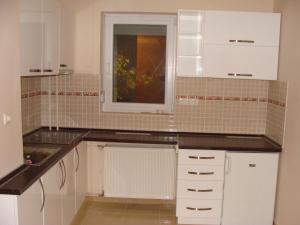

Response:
(23, 129), (84, 145)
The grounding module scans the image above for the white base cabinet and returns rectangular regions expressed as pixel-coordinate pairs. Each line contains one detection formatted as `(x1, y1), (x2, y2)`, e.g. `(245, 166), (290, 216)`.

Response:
(0, 179), (44, 225)
(75, 141), (88, 211)
(43, 162), (63, 225)
(222, 152), (279, 225)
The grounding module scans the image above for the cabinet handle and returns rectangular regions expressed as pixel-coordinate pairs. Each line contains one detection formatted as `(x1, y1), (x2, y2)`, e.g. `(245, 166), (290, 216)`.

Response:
(199, 172), (214, 175)
(188, 156), (198, 159)
(186, 207), (196, 211)
(228, 73), (253, 77)
(29, 69), (41, 73)
(199, 156), (215, 159)
(186, 207), (212, 211)
(187, 188), (197, 192)
(75, 148), (80, 172)
(58, 161), (64, 190)
(60, 64), (67, 68)
(39, 179), (45, 212)
(61, 159), (66, 188)
(197, 207), (212, 211)
(97, 145), (105, 150)
(198, 189), (213, 192)
(225, 156), (231, 174)
(188, 171), (198, 175)
(43, 69), (53, 72)
(229, 39), (255, 43)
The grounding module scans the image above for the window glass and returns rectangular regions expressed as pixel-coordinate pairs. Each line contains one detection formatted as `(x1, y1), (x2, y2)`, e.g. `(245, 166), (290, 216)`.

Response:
(113, 24), (167, 104)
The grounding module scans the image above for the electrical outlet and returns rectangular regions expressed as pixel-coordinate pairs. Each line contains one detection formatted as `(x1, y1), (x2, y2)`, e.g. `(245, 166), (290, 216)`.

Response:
(3, 113), (12, 126)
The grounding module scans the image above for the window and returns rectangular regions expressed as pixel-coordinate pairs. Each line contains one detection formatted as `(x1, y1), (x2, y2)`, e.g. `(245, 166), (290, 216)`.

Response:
(101, 13), (177, 113)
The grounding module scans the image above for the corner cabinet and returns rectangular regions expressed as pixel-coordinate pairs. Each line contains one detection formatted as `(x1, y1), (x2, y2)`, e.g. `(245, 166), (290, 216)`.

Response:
(20, 0), (60, 76)
(177, 10), (281, 80)
(222, 152), (279, 225)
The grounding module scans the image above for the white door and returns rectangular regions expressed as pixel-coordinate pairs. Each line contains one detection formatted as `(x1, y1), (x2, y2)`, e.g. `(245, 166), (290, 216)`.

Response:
(203, 44), (278, 80)
(87, 142), (104, 195)
(18, 179), (44, 225)
(43, 162), (63, 225)
(203, 11), (281, 46)
(20, 0), (43, 76)
(75, 142), (87, 211)
(222, 152), (279, 225)
(43, 0), (60, 75)
(61, 150), (76, 225)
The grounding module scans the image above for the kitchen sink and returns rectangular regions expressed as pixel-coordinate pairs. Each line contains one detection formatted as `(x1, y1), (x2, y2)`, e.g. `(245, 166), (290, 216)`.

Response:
(23, 145), (61, 166)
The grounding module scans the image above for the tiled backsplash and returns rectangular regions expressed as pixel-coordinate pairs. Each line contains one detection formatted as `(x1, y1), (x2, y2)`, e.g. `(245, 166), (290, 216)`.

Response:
(21, 77), (42, 134)
(21, 74), (287, 144)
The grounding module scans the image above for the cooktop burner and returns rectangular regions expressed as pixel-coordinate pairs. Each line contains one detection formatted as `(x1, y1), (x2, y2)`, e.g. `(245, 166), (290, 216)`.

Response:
(23, 130), (83, 145)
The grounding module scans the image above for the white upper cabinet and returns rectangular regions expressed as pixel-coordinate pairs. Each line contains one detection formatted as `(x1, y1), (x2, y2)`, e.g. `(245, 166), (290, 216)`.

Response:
(203, 11), (281, 46)
(20, 0), (60, 76)
(177, 10), (281, 80)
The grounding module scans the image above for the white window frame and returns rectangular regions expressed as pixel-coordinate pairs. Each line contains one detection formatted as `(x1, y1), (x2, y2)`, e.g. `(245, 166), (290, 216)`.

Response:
(101, 13), (177, 113)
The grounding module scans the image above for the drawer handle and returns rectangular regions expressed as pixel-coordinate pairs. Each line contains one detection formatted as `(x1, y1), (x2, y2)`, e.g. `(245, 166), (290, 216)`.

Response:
(198, 189), (213, 192)
(228, 73), (253, 77)
(229, 39), (255, 43)
(199, 172), (214, 175)
(187, 188), (197, 192)
(197, 207), (212, 211)
(188, 156), (198, 159)
(188, 171), (198, 175)
(186, 207), (212, 211)
(199, 156), (215, 159)
(29, 69), (41, 73)
(187, 188), (213, 192)
(186, 207), (196, 211)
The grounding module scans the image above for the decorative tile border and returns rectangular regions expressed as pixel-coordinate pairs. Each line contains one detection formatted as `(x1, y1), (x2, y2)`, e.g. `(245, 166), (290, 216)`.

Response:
(175, 95), (286, 108)
(21, 92), (285, 107)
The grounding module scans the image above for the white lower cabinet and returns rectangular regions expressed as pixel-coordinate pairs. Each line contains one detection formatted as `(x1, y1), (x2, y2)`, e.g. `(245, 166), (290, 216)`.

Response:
(0, 144), (88, 225)
(75, 141), (88, 211)
(222, 152), (279, 225)
(0, 179), (44, 225)
(61, 150), (76, 225)
(43, 162), (63, 225)
(176, 149), (225, 225)
(87, 142), (105, 195)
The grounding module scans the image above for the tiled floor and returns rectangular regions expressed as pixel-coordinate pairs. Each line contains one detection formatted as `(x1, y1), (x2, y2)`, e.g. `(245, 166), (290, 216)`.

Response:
(72, 197), (178, 225)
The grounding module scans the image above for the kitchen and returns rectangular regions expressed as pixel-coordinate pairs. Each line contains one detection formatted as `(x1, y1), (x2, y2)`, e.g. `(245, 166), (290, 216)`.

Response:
(0, 0), (299, 225)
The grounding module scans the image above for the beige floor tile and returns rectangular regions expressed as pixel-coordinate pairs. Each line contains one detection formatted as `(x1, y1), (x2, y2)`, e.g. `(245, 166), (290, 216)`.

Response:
(72, 197), (178, 225)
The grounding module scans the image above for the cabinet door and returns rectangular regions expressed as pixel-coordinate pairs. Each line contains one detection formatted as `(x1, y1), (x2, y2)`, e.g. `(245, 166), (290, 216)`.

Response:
(75, 142), (87, 211)
(203, 11), (281, 46)
(87, 142), (104, 195)
(222, 152), (279, 225)
(43, 162), (63, 225)
(43, 0), (60, 75)
(61, 150), (76, 225)
(20, 0), (43, 76)
(203, 45), (278, 80)
(18, 179), (43, 225)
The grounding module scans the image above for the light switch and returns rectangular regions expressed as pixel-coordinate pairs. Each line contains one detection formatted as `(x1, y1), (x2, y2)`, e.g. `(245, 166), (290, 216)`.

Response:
(3, 113), (12, 126)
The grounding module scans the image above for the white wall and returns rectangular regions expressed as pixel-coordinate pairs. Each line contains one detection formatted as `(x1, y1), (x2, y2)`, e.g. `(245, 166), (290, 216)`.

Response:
(273, 1), (300, 225)
(0, 0), (23, 179)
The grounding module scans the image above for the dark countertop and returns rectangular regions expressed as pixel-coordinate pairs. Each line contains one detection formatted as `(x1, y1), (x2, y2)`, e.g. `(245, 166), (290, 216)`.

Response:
(0, 127), (281, 195)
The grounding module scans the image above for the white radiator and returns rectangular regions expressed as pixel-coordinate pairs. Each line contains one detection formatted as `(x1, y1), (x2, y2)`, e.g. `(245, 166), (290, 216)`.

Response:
(103, 144), (176, 199)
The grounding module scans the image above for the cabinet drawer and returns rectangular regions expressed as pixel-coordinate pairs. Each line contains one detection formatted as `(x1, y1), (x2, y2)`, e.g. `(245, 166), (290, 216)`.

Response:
(176, 199), (222, 218)
(178, 150), (225, 165)
(178, 165), (224, 181)
(177, 180), (223, 199)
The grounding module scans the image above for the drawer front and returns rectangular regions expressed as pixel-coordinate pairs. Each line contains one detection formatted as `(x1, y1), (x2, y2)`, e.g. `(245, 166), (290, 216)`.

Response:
(176, 199), (222, 218)
(178, 165), (224, 181)
(178, 149), (225, 165)
(177, 180), (223, 199)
